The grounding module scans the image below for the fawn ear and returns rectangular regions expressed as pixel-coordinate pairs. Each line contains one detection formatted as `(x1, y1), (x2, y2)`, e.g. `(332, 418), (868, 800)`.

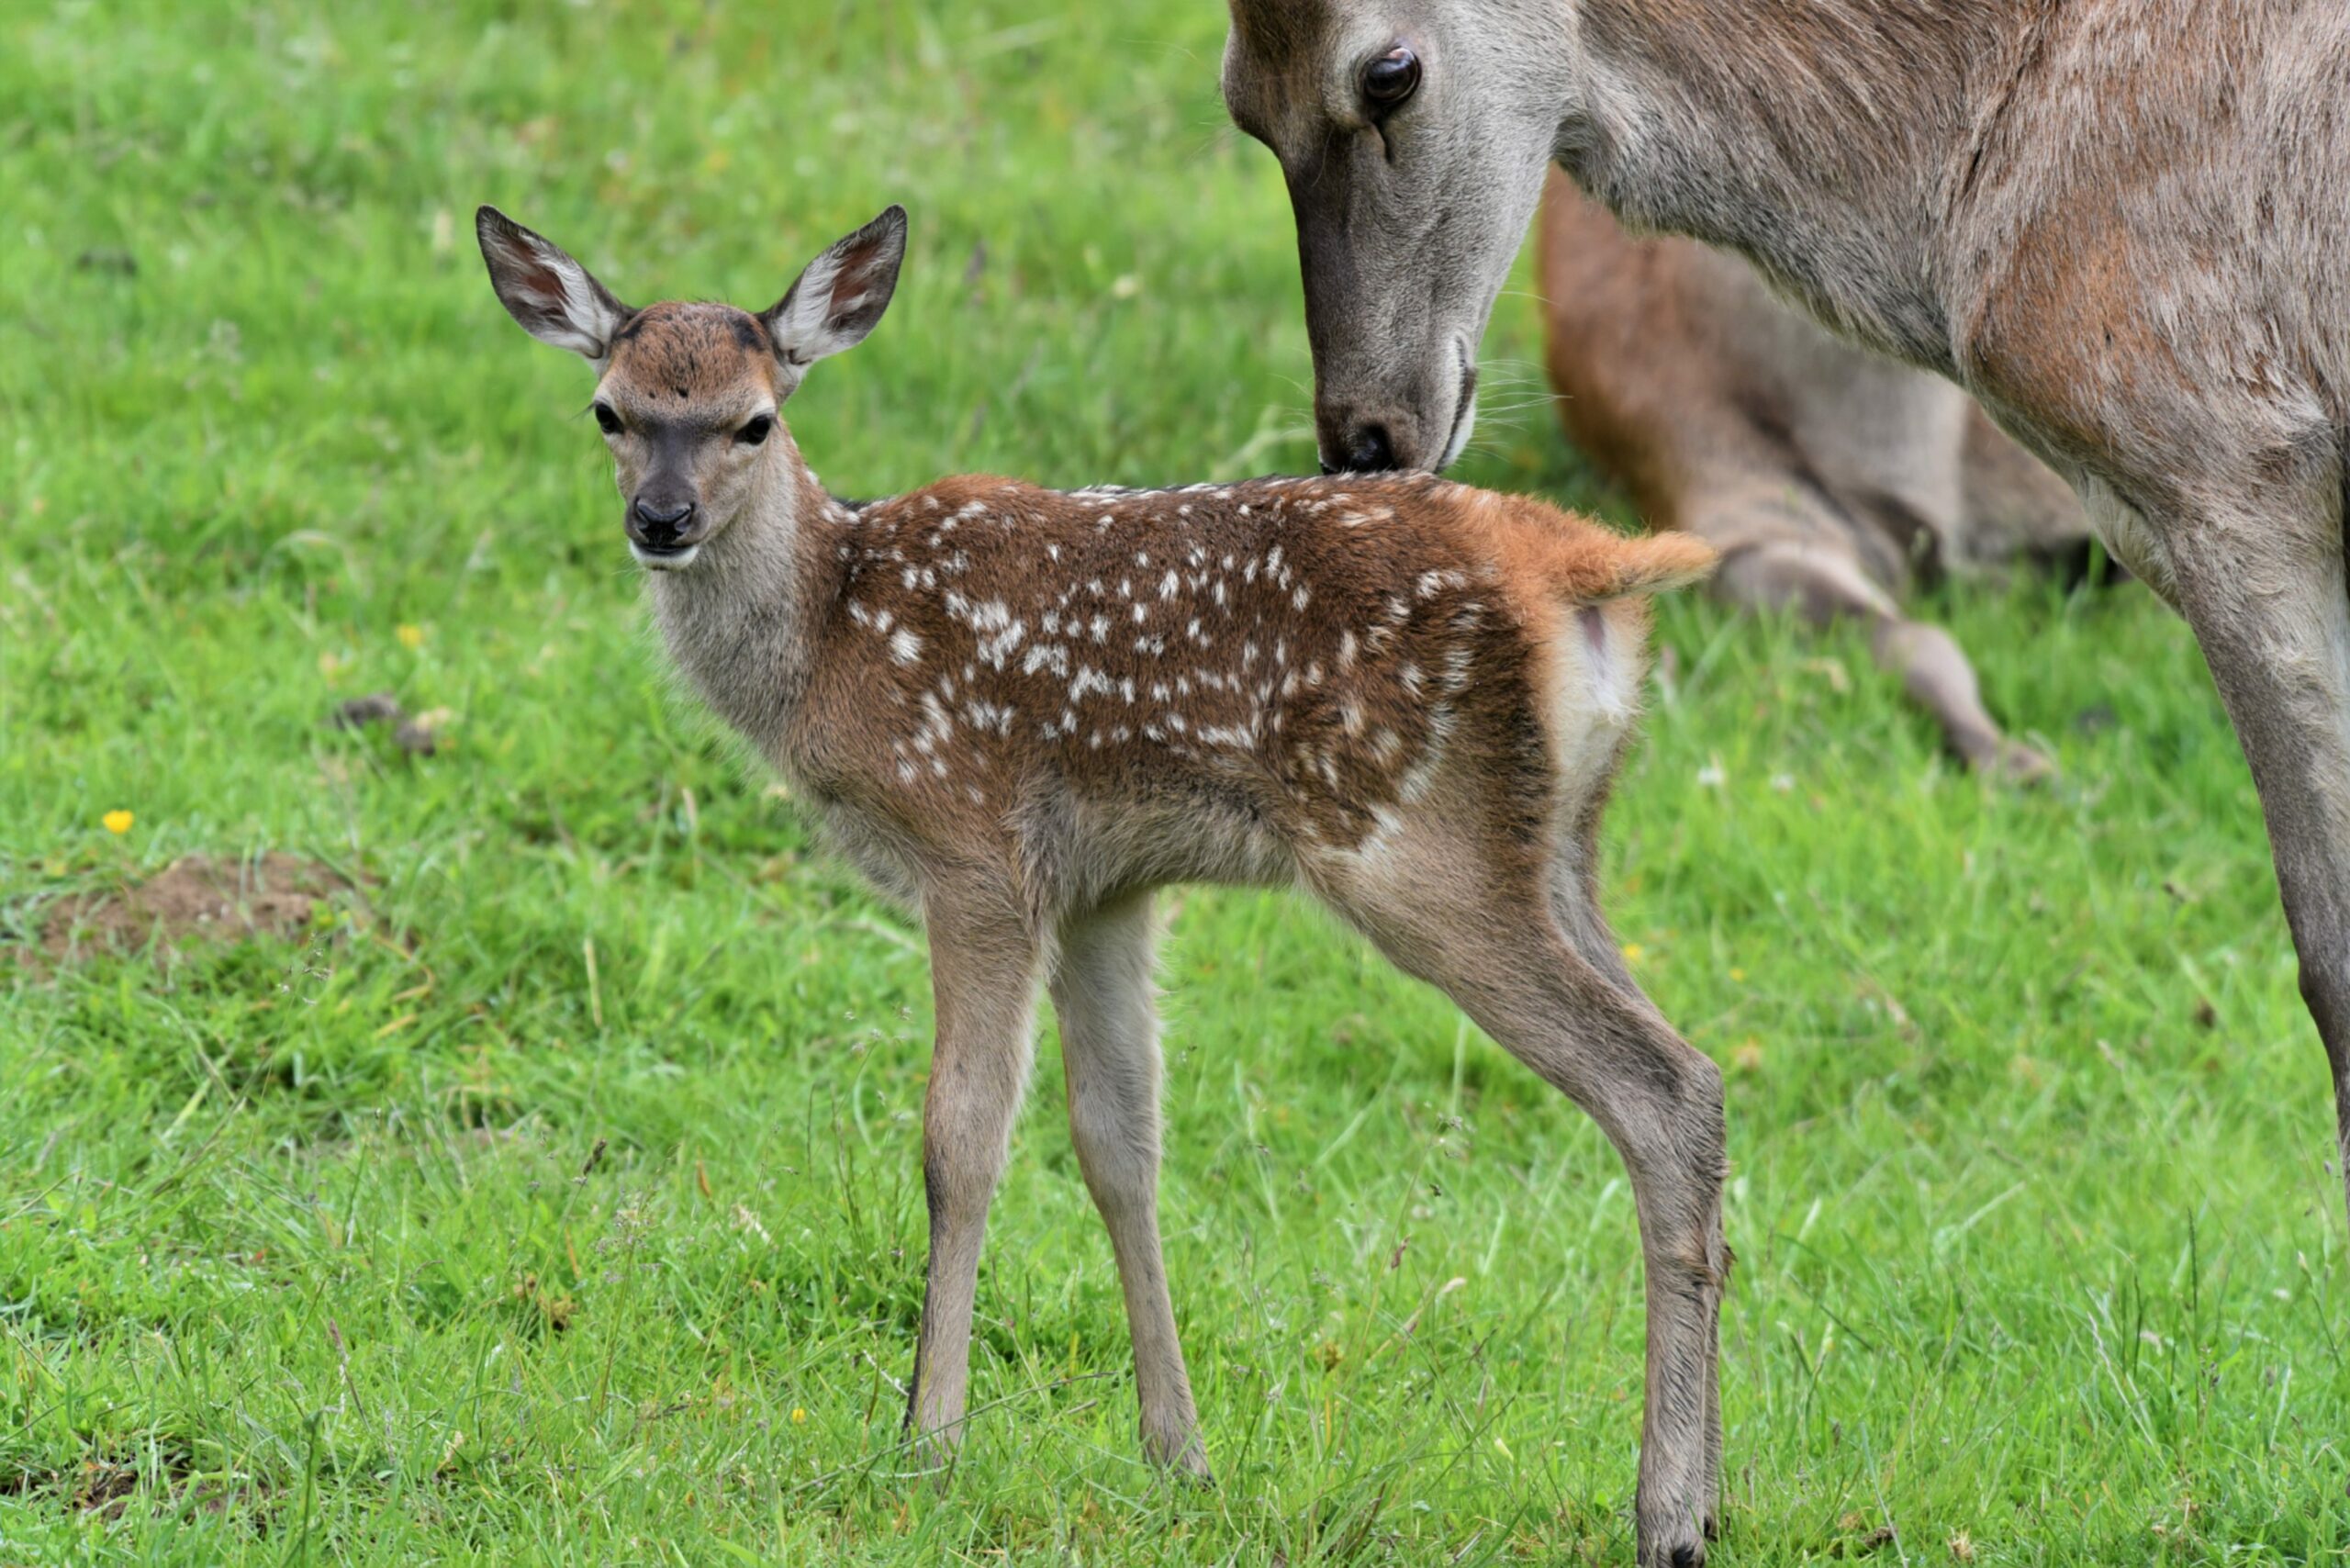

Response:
(763, 206), (908, 371)
(476, 207), (634, 362)
(1596, 532), (1718, 598)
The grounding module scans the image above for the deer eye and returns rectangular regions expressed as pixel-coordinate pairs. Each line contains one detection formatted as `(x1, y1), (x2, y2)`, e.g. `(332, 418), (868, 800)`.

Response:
(592, 403), (623, 436)
(1361, 45), (1420, 111)
(736, 414), (774, 447)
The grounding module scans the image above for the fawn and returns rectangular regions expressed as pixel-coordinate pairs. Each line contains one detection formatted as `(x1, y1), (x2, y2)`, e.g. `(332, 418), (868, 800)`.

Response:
(478, 204), (1726, 1514)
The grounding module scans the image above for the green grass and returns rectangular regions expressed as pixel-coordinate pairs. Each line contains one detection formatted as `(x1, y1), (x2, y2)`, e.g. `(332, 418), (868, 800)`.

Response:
(2, 2), (2344, 1562)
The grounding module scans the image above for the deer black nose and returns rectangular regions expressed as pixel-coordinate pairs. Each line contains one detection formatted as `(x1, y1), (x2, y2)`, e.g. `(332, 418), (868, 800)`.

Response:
(630, 498), (697, 548)
(1321, 421), (1398, 476)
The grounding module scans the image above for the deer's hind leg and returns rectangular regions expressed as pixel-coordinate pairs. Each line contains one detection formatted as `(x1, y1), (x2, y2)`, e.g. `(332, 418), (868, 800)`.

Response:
(1315, 835), (1727, 1568)
(1049, 890), (1209, 1478)
(1548, 807), (1728, 1538)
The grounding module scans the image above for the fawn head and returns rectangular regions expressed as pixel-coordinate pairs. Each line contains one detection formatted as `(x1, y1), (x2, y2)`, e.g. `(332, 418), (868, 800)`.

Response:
(1222, 0), (1570, 475)
(477, 205), (908, 567)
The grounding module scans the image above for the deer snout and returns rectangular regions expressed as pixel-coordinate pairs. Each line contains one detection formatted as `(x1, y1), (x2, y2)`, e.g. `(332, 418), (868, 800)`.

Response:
(1318, 419), (1398, 476)
(1313, 343), (1478, 475)
(629, 496), (700, 554)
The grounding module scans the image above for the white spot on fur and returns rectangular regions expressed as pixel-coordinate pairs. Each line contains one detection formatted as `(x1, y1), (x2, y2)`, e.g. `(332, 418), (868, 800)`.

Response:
(1022, 643), (1070, 677)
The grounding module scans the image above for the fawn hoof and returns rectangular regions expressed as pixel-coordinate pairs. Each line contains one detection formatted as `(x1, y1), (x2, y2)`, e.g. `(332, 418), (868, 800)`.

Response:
(1638, 1512), (1708, 1568)
(1637, 1537), (1705, 1568)
(1143, 1428), (1214, 1486)
(905, 1431), (961, 1481)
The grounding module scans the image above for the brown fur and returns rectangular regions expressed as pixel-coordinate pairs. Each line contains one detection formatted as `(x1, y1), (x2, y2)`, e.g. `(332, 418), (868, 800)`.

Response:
(720, 470), (1697, 911)
(608, 302), (780, 405)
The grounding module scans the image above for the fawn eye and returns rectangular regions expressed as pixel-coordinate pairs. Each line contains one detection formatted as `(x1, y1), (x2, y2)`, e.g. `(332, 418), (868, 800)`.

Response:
(592, 403), (623, 436)
(736, 414), (774, 447)
(1361, 45), (1420, 111)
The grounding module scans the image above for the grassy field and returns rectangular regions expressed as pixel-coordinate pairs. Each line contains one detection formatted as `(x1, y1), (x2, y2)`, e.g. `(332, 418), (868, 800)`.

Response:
(3, 2), (2345, 1562)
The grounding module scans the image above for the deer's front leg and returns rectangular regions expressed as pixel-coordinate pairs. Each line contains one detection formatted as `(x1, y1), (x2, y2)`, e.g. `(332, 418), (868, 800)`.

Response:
(904, 889), (1043, 1464)
(1051, 892), (1209, 1479)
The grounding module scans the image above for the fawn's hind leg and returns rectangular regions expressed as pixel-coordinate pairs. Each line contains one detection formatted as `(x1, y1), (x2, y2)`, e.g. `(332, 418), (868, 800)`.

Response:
(1321, 849), (1727, 1568)
(1050, 891), (1209, 1477)
(1548, 823), (1728, 1535)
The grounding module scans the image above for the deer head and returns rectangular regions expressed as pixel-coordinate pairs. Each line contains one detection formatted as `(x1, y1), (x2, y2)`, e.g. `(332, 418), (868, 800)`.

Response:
(1222, 0), (1572, 475)
(476, 204), (907, 567)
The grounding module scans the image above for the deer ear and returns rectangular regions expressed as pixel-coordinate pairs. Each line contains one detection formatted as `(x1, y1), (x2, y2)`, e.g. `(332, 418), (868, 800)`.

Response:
(476, 207), (634, 362)
(762, 206), (908, 369)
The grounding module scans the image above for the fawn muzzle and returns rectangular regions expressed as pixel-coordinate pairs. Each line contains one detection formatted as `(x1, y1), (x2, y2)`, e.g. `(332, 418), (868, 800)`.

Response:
(629, 496), (702, 565)
(630, 500), (699, 562)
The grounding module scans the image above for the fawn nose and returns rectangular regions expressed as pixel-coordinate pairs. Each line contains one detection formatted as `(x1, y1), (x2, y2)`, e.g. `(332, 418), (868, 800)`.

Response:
(1319, 420), (1398, 476)
(629, 497), (697, 550)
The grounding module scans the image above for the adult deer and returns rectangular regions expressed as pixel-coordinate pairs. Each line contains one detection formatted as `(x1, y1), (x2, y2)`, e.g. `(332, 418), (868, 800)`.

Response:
(478, 205), (1726, 1550)
(1537, 172), (2096, 779)
(1224, 0), (2349, 1351)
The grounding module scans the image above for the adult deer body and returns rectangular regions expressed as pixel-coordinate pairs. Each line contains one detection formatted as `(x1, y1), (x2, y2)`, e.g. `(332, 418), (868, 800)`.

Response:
(478, 207), (1725, 1530)
(1225, 0), (2350, 1480)
(1537, 172), (2094, 778)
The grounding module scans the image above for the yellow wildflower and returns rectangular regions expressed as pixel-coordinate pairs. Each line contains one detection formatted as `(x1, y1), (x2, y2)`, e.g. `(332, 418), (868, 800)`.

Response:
(102, 810), (134, 834)
(790, 1407), (809, 1426)
(397, 623), (425, 650)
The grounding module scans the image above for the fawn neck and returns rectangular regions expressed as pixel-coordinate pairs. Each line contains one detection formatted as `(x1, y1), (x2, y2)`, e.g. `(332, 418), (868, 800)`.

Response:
(642, 426), (842, 751)
(1563, 0), (2028, 371)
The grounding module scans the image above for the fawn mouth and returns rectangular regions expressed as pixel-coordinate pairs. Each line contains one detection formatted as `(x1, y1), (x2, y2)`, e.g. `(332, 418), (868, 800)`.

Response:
(630, 541), (701, 571)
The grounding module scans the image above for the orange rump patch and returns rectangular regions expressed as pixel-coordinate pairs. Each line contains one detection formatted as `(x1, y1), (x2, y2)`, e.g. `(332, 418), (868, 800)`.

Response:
(1462, 490), (1718, 603)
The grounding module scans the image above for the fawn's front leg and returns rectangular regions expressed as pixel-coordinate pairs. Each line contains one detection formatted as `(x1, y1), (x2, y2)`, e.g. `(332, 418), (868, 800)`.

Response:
(1051, 892), (1209, 1478)
(904, 888), (1042, 1464)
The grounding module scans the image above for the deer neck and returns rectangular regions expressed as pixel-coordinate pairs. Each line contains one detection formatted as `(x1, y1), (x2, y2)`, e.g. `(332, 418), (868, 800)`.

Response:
(643, 432), (841, 755)
(1561, 0), (2031, 373)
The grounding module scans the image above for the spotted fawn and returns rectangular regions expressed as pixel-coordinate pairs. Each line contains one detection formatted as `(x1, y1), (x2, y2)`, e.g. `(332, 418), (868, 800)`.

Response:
(480, 203), (1726, 1504)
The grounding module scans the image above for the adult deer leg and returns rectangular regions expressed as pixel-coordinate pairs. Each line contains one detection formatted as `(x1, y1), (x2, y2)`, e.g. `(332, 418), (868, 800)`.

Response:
(2165, 490), (2350, 1251)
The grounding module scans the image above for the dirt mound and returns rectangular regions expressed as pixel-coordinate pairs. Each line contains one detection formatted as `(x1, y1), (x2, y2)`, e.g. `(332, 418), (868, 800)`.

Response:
(36, 853), (363, 960)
